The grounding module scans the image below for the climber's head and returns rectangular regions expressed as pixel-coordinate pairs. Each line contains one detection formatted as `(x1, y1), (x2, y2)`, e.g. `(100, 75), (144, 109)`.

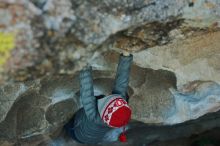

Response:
(97, 94), (131, 128)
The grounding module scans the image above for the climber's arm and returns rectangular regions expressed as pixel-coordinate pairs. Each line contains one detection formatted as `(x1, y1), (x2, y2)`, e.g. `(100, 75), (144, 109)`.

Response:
(80, 66), (102, 124)
(112, 52), (133, 99)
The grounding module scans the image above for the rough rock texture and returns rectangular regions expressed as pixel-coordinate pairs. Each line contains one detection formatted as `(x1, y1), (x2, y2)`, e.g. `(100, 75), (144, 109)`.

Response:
(0, 0), (220, 145)
(133, 31), (220, 88)
(92, 52), (220, 124)
(1, 69), (220, 145)
(0, 75), (79, 146)
(0, 0), (219, 84)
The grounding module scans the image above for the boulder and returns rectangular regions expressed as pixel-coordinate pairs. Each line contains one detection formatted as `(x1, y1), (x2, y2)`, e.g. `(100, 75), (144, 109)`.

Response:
(1, 70), (220, 145)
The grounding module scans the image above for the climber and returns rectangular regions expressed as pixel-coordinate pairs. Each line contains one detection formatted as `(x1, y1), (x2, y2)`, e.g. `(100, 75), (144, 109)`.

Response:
(64, 50), (133, 144)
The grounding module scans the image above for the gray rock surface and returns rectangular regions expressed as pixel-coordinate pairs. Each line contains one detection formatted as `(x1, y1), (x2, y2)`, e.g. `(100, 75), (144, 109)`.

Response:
(0, 0), (220, 145)
(0, 0), (220, 85)
(1, 69), (220, 145)
(0, 75), (79, 146)
(132, 31), (220, 88)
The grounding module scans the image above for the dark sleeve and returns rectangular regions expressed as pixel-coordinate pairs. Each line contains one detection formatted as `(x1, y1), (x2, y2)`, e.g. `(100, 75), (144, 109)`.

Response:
(80, 66), (103, 124)
(112, 54), (133, 98)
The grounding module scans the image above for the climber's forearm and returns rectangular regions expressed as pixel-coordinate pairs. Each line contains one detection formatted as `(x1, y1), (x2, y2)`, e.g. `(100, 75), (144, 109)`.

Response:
(80, 66), (94, 99)
(80, 66), (98, 122)
(112, 53), (133, 98)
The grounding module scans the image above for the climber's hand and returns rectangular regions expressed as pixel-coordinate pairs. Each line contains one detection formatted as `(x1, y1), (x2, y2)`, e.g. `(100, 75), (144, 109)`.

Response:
(122, 50), (131, 56)
(113, 37), (147, 56)
(113, 36), (146, 54)
(81, 63), (92, 72)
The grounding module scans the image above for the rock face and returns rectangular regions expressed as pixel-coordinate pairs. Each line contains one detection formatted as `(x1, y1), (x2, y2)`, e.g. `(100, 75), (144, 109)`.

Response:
(1, 69), (220, 145)
(133, 31), (220, 88)
(0, 75), (80, 145)
(0, 0), (220, 145)
(92, 53), (220, 124)
(0, 0), (220, 84)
